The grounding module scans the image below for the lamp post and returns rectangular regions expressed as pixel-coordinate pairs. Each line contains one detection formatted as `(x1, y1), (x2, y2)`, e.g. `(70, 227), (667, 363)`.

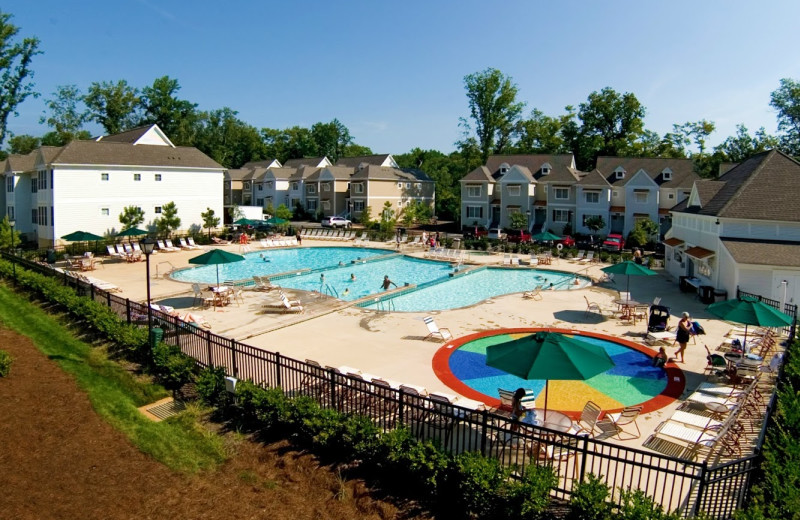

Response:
(526, 209), (531, 232)
(140, 237), (157, 332)
(8, 218), (15, 286)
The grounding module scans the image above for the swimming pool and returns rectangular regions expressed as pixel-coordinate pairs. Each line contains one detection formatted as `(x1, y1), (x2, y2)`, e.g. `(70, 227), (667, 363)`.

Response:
(433, 328), (684, 416)
(171, 247), (589, 311)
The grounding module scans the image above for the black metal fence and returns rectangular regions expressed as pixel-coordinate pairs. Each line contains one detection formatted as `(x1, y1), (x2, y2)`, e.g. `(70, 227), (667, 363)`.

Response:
(2, 252), (768, 518)
(737, 287), (798, 338)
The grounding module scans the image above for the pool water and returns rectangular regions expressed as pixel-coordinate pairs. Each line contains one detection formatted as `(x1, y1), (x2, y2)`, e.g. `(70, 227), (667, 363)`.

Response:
(435, 330), (671, 414)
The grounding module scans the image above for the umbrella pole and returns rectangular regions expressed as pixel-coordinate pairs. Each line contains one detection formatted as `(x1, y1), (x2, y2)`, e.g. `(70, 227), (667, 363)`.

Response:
(543, 381), (549, 421)
(743, 324), (748, 353)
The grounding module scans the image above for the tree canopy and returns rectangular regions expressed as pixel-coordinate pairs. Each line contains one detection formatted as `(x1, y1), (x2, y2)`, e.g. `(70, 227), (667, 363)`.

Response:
(0, 10), (40, 147)
(84, 80), (141, 135)
(770, 78), (800, 156)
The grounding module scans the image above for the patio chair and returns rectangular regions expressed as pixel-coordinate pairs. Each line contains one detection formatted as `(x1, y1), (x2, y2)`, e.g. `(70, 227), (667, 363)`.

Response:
(603, 405), (643, 440)
(704, 345), (728, 377)
(523, 285), (544, 300)
(106, 244), (124, 260)
(575, 401), (603, 437)
(581, 251), (595, 263)
(423, 316), (453, 342)
(279, 292), (303, 313)
(572, 250), (585, 262)
(187, 237), (202, 249)
(584, 295), (602, 316)
(165, 238), (181, 251)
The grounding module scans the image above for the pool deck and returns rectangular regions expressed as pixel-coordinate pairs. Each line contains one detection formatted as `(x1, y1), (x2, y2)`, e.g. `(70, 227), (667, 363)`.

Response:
(77, 239), (780, 455)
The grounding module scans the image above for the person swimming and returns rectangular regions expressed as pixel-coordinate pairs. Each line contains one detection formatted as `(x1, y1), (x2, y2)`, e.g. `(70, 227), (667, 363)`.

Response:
(350, 273), (356, 281)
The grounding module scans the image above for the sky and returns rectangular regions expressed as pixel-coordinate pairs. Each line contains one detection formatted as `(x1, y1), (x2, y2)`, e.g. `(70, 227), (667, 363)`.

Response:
(5, 1), (800, 155)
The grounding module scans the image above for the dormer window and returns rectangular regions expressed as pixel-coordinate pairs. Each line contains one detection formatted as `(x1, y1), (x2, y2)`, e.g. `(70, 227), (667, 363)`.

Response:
(662, 167), (673, 181)
(499, 162), (510, 174)
(541, 162), (552, 175)
(614, 167), (626, 180)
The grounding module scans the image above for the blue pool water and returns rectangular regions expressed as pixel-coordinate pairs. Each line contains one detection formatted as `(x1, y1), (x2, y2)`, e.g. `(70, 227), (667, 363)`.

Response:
(171, 247), (588, 311)
(362, 267), (585, 312)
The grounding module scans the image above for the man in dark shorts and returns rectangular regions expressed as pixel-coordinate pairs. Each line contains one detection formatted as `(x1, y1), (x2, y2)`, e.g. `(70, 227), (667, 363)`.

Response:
(381, 275), (397, 291)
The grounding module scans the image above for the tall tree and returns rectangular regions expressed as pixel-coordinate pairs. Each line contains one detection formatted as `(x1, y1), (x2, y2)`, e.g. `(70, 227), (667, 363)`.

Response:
(770, 78), (800, 156)
(84, 80), (141, 135)
(7, 134), (39, 154)
(119, 205), (145, 230)
(715, 124), (779, 162)
(310, 118), (353, 162)
(200, 207), (220, 239)
(194, 108), (266, 168)
(514, 108), (572, 154)
(0, 10), (41, 147)
(574, 87), (646, 169)
(683, 119), (716, 155)
(459, 68), (525, 162)
(139, 75), (198, 145)
(39, 84), (88, 143)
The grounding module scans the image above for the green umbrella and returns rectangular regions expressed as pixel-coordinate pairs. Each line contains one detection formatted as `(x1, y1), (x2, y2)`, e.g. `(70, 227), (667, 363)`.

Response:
(233, 218), (262, 226)
(600, 260), (657, 302)
(61, 230), (105, 242)
(264, 216), (288, 226)
(706, 297), (793, 349)
(486, 331), (615, 420)
(531, 231), (562, 242)
(188, 248), (245, 289)
(116, 227), (148, 243)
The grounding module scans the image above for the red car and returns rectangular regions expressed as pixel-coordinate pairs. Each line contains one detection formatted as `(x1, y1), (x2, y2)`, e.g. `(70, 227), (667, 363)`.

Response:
(603, 233), (625, 252)
(506, 230), (532, 243)
(555, 235), (576, 248)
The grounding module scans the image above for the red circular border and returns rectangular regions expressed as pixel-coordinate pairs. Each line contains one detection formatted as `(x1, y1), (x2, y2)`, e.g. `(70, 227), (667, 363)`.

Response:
(431, 327), (685, 420)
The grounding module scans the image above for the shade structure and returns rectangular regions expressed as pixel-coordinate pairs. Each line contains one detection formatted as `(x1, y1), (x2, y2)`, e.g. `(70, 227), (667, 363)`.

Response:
(116, 227), (148, 238)
(600, 260), (657, 301)
(264, 216), (288, 226)
(188, 248), (245, 289)
(61, 230), (105, 242)
(486, 331), (615, 420)
(233, 218), (262, 226)
(706, 297), (793, 348)
(531, 231), (562, 242)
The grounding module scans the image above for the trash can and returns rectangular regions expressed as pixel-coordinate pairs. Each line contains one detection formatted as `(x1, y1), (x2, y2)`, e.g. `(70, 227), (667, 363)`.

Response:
(679, 276), (689, 292)
(714, 289), (728, 302)
(699, 285), (715, 304)
(46, 249), (57, 264)
(149, 327), (163, 350)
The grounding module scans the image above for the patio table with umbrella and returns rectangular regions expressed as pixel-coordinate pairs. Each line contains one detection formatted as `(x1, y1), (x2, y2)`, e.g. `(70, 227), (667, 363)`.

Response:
(486, 331), (615, 425)
(531, 231), (562, 243)
(264, 216), (288, 227)
(61, 230), (105, 255)
(600, 260), (657, 322)
(188, 249), (245, 310)
(116, 227), (148, 242)
(706, 297), (793, 353)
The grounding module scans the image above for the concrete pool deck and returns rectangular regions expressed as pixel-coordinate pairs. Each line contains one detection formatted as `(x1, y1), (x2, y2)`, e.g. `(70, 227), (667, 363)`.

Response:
(74, 238), (780, 453)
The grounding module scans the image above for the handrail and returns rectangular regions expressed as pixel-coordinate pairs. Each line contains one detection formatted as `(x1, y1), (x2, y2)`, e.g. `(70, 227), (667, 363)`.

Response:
(155, 261), (175, 278)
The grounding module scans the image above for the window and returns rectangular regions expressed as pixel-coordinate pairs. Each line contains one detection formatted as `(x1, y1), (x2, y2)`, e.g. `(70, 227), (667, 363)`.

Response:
(8, 206), (14, 219)
(553, 187), (569, 200)
(584, 192), (599, 204)
(256, 198), (264, 206)
(38, 170), (47, 189)
(415, 182), (421, 189)
(466, 206), (483, 219)
(353, 200), (365, 211)
(243, 182), (250, 189)
(257, 184), (263, 191)
(467, 185), (481, 197)
(613, 190), (619, 197)
(51, 206), (54, 224)
(6, 176), (13, 193)
(155, 174), (162, 181)
(41, 206), (47, 225)
(323, 183), (330, 192)
(614, 167), (626, 179)
(31, 178), (37, 193)
(541, 162), (552, 175)
(662, 168), (673, 181)
(353, 183), (364, 194)
(552, 209), (569, 223)
(634, 191), (648, 203)
(101, 208), (110, 216)
(155, 206), (162, 214)
(322, 200), (331, 210)
(307, 185), (316, 194)
(51, 170), (54, 188)
(101, 173), (109, 181)
(507, 185), (521, 196)
(307, 199), (318, 211)
(405, 182), (411, 189)
(134, 174), (141, 181)
(292, 182), (299, 191)
(31, 208), (37, 225)
(397, 182), (403, 189)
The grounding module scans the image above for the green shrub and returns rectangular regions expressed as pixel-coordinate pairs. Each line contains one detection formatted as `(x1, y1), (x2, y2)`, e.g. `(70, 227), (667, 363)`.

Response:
(377, 427), (449, 499)
(0, 349), (12, 377)
(438, 451), (509, 518)
(617, 488), (681, 520)
(195, 366), (231, 408)
(506, 464), (558, 519)
(235, 380), (290, 430)
(568, 473), (613, 520)
(151, 341), (196, 390)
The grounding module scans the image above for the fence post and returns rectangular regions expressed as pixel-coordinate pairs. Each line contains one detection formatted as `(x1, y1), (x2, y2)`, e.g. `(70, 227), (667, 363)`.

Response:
(231, 341), (238, 378)
(398, 388), (405, 425)
(480, 409), (489, 455)
(107, 292), (111, 308)
(329, 368), (337, 411)
(691, 461), (709, 517)
(578, 434), (590, 483)
(125, 299), (131, 324)
(275, 352), (282, 388)
(206, 330), (213, 368)
(90, 284), (95, 301)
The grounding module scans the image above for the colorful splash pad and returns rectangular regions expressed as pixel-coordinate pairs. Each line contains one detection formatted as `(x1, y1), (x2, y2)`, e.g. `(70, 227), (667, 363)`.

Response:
(432, 328), (684, 419)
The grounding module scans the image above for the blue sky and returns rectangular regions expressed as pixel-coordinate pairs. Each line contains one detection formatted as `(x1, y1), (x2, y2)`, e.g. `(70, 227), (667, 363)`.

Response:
(5, 1), (800, 155)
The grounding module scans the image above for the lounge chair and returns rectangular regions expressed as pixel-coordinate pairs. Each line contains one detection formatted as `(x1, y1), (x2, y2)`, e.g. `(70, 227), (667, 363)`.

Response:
(115, 244), (128, 257)
(602, 405), (643, 439)
(106, 245), (124, 260)
(704, 345), (727, 376)
(157, 239), (179, 252)
(581, 251), (595, 263)
(572, 250), (585, 262)
(176, 237), (192, 250)
(187, 237), (202, 249)
(423, 316), (453, 342)
(575, 401), (603, 437)
(278, 292), (303, 313)
(523, 285), (543, 300)
(251, 275), (277, 291)
(584, 295), (602, 316)
(123, 243), (135, 255)
(165, 239), (181, 251)
(211, 237), (231, 245)
(180, 237), (201, 250)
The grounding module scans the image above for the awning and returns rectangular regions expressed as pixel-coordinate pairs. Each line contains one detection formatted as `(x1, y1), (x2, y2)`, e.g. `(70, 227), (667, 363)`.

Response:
(658, 208), (671, 215)
(506, 205), (521, 209)
(610, 206), (625, 213)
(684, 246), (715, 260)
(633, 189), (650, 193)
(534, 200), (547, 207)
(663, 237), (685, 248)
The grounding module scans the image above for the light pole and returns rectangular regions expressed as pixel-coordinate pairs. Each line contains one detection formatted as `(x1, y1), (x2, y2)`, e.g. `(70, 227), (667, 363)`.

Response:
(526, 209), (531, 232)
(8, 218), (15, 286)
(140, 237), (157, 332)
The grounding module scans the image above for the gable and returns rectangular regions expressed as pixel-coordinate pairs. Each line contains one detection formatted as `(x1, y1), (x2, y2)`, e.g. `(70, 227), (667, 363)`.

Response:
(626, 169), (659, 188)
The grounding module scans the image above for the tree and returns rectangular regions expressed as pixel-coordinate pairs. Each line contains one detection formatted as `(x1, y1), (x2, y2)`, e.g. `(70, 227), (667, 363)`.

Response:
(627, 218), (659, 248)
(0, 215), (21, 250)
(358, 205), (372, 227)
(39, 84), (87, 143)
(573, 87), (646, 170)
(0, 11), (41, 147)
(514, 108), (572, 154)
(200, 207), (220, 238)
(7, 134), (38, 154)
(683, 119), (716, 156)
(275, 204), (293, 220)
(584, 215), (606, 236)
(40, 129), (91, 147)
(229, 204), (244, 222)
(139, 76), (198, 145)
(770, 78), (800, 156)
(310, 118), (353, 162)
(119, 205), (145, 230)
(84, 80), (141, 135)
(509, 212), (527, 231)
(155, 201), (181, 237)
(459, 68), (525, 162)
(379, 201), (395, 234)
(194, 107), (265, 168)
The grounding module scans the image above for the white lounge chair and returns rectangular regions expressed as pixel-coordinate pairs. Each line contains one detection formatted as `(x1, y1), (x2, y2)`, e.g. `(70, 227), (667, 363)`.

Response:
(106, 244), (124, 260)
(523, 285), (544, 300)
(165, 239), (182, 251)
(423, 316), (453, 342)
(187, 237), (202, 249)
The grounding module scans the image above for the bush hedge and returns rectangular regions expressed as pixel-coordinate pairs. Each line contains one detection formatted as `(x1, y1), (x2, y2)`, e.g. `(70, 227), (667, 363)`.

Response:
(0, 349), (12, 377)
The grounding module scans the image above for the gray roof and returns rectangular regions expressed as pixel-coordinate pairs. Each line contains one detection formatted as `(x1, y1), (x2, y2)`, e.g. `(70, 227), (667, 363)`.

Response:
(4, 151), (37, 173)
(241, 158), (279, 169)
(96, 125), (152, 144)
(47, 140), (223, 169)
(596, 156), (698, 188)
(307, 166), (353, 181)
(721, 238), (800, 267)
(225, 168), (250, 181)
(350, 164), (432, 182)
(576, 169), (611, 187)
(485, 154), (580, 183)
(288, 165), (320, 181)
(264, 167), (297, 180)
(282, 157), (327, 169)
(675, 150), (800, 221)
(461, 165), (494, 182)
(335, 154), (392, 168)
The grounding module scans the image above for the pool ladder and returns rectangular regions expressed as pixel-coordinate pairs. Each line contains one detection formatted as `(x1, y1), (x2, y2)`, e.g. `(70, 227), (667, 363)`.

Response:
(320, 283), (339, 298)
(374, 298), (395, 311)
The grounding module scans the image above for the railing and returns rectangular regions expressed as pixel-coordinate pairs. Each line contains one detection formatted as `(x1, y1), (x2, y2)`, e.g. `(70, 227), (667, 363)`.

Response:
(736, 287), (798, 338)
(2, 251), (768, 519)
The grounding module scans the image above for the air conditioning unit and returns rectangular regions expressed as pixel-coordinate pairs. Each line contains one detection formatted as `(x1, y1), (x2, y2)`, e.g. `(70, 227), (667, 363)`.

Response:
(224, 376), (238, 394)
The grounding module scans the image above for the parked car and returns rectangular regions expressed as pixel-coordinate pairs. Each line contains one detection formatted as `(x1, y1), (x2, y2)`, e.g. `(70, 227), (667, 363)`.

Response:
(506, 229), (532, 243)
(464, 225), (488, 239)
(603, 233), (625, 252)
(321, 216), (352, 228)
(488, 228), (507, 240)
(554, 235), (576, 248)
(575, 235), (599, 250)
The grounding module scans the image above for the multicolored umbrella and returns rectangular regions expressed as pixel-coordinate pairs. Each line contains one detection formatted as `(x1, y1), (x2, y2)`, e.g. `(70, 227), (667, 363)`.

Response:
(486, 331), (615, 420)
